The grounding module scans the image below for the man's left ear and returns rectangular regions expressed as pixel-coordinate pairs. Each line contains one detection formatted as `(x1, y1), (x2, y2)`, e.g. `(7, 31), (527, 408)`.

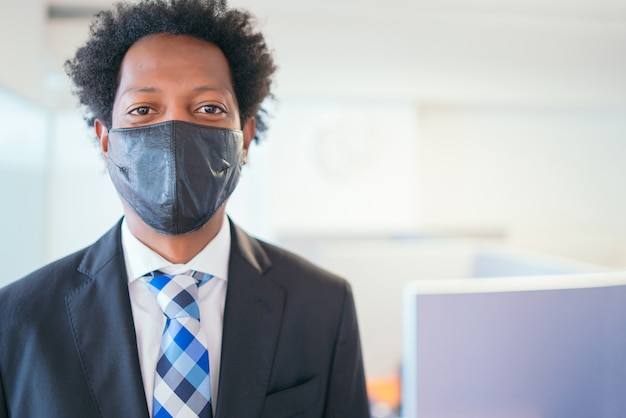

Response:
(242, 118), (256, 165)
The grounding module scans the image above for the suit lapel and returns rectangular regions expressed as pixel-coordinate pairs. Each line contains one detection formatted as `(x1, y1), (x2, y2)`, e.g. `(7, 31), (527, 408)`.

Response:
(65, 222), (149, 418)
(215, 222), (285, 418)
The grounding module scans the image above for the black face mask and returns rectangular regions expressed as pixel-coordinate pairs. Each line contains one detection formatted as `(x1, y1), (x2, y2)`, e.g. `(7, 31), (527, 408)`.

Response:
(107, 120), (245, 235)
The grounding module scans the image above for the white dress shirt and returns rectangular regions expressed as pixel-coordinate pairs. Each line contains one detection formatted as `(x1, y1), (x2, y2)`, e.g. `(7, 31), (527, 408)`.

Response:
(121, 215), (230, 417)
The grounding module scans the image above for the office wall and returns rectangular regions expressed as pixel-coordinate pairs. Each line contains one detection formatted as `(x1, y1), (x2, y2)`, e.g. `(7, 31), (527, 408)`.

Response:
(0, 0), (45, 103)
(0, 89), (47, 284)
(43, 112), (122, 261)
(418, 105), (626, 267)
(263, 98), (421, 236)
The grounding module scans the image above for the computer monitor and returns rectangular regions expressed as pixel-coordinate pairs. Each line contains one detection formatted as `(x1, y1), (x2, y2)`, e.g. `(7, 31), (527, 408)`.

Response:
(402, 272), (626, 418)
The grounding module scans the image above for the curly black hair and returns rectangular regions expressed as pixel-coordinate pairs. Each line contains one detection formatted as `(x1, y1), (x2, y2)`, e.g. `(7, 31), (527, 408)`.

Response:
(65, 0), (276, 142)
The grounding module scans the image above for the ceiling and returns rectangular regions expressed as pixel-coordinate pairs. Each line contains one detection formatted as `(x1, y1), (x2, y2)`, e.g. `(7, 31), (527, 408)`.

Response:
(47, 0), (626, 21)
(20, 0), (626, 107)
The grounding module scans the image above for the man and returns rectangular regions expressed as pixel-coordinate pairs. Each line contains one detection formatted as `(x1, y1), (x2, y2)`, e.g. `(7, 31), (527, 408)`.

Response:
(0, 1), (369, 417)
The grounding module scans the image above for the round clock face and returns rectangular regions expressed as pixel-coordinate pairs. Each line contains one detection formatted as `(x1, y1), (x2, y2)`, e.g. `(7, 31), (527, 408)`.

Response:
(315, 112), (380, 178)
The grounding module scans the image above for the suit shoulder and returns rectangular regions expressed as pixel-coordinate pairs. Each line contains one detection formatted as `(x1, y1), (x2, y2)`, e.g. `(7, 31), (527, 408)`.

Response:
(0, 247), (89, 313)
(0, 221), (122, 306)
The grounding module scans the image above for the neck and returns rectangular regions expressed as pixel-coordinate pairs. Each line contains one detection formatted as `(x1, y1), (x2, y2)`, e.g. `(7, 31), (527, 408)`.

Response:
(125, 205), (227, 264)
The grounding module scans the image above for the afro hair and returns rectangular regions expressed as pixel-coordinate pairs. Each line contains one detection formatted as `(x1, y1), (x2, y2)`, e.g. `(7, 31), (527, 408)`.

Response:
(65, 0), (276, 142)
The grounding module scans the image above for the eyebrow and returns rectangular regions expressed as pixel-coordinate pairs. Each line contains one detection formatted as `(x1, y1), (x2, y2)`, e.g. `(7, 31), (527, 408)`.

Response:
(119, 85), (227, 96)
(193, 85), (227, 93)
(119, 86), (161, 96)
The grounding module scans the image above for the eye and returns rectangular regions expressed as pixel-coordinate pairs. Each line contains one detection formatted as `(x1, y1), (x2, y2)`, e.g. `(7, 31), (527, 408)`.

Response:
(197, 104), (225, 114)
(129, 106), (152, 116)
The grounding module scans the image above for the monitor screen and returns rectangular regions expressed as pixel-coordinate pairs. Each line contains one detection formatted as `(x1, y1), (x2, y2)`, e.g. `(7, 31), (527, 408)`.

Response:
(402, 272), (626, 418)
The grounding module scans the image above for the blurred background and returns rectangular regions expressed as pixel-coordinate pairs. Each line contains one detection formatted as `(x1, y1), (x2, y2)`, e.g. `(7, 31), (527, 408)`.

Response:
(1, 0), (626, 415)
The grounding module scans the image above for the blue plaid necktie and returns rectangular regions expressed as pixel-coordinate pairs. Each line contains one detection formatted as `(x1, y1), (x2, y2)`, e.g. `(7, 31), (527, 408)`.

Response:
(144, 270), (214, 418)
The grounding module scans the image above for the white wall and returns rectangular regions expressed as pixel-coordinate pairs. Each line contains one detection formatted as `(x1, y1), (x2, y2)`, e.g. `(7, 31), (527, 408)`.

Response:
(264, 98), (421, 236)
(0, 0), (45, 103)
(0, 88), (47, 283)
(44, 112), (122, 261)
(418, 105), (626, 267)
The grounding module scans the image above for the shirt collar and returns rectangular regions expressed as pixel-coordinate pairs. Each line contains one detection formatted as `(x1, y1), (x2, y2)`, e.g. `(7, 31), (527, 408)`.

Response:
(121, 215), (231, 283)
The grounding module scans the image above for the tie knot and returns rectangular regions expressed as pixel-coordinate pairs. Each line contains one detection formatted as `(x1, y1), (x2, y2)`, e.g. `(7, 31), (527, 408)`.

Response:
(144, 270), (213, 319)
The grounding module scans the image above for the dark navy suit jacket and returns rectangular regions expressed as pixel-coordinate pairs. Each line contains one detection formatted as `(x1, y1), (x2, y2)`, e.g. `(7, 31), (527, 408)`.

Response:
(0, 220), (369, 417)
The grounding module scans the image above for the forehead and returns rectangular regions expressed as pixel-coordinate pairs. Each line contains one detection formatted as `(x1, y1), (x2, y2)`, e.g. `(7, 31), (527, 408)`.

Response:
(117, 33), (234, 91)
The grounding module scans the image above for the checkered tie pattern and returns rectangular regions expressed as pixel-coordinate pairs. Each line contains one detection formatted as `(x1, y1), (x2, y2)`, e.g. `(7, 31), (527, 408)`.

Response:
(144, 270), (214, 418)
